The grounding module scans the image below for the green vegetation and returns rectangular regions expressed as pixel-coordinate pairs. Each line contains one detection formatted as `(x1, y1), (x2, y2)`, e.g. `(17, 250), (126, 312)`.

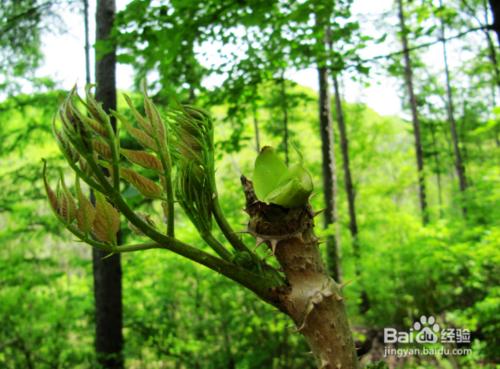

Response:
(1, 83), (498, 368)
(1, 0), (499, 368)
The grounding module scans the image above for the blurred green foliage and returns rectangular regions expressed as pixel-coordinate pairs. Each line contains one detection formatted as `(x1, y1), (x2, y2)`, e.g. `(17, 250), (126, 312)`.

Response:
(0, 80), (498, 368)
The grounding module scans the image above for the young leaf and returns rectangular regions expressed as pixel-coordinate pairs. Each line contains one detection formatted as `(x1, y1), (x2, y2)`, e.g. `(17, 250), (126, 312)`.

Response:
(75, 177), (96, 233)
(58, 175), (77, 223)
(252, 146), (288, 201)
(56, 134), (80, 164)
(265, 177), (312, 208)
(92, 192), (120, 244)
(85, 85), (111, 125)
(121, 168), (163, 199)
(92, 139), (112, 159)
(123, 94), (154, 135)
(80, 115), (109, 138)
(42, 161), (59, 214)
(252, 147), (313, 208)
(115, 111), (158, 151)
(121, 149), (162, 171)
(142, 86), (166, 142)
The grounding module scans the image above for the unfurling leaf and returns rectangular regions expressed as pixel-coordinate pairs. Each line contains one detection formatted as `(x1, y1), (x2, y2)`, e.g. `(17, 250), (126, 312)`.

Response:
(75, 177), (95, 233)
(123, 94), (154, 135)
(92, 139), (112, 159)
(58, 175), (77, 223)
(115, 111), (158, 151)
(121, 168), (163, 199)
(54, 130), (80, 164)
(252, 146), (313, 208)
(42, 161), (59, 213)
(171, 106), (214, 234)
(141, 84), (166, 142)
(80, 115), (109, 137)
(85, 85), (111, 125)
(92, 192), (120, 243)
(121, 149), (162, 171)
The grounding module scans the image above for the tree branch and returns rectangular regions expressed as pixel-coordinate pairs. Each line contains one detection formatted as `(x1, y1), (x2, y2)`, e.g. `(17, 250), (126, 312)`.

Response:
(361, 25), (490, 64)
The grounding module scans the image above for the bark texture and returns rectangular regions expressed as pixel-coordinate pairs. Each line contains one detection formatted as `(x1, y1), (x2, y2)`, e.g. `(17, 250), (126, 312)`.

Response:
(315, 8), (342, 282)
(439, 0), (468, 217)
(252, 101), (261, 152)
(83, 0), (91, 85)
(242, 177), (359, 369)
(331, 73), (369, 312)
(93, 1), (124, 368)
(279, 72), (290, 166)
(488, 0), (500, 47)
(318, 64), (342, 282)
(397, 0), (429, 224)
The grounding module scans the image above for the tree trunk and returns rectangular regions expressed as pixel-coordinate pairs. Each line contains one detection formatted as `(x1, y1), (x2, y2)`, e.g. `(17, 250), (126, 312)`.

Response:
(252, 100), (261, 153)
(279, 71), (290, 166)
(330, 72), (369, 312)
(242, 177), (359, 369)
(314, 7), (342, 282)
(93, 1), (124, 368)
(482, 0), (500, 146)
(484, 30), (500, 93)
(439, 0), (468, 217)
(429, 122), (444, 218)
(83, 0), (91, 85)
(317, 64), (342, 282)
(488, 0), (500, 46)
(397, 0), (429, 224)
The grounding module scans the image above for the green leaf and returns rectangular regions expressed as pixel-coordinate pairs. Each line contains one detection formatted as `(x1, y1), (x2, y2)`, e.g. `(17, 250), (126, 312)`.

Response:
(252, 146), (288, 201)
(252, 147), (313, 208)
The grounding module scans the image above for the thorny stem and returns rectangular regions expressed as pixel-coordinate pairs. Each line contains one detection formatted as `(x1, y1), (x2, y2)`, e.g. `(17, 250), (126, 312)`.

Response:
(242, 176), (359, 369)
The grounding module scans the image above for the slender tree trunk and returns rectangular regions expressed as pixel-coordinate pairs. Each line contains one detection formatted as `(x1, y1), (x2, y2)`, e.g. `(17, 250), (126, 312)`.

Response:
(331, 71), (369, 312)
(397, 0), (429, 224)
(93, 1), (124, 368)
(429, 122), (444, 218)
(317, 64), (342, 282)
(315, 11), (342, 282)
(83, 0), (91, 85)
(279, 71), (290, 166)
(242, 178), (359, 369)
(482, 0), (500, 146)
(484, 31), (500, 92)
(488, 0), (500, 46)
(482, 0), (500, 96)
(439, 0), (468, 217)
(252, 100), (261, 153)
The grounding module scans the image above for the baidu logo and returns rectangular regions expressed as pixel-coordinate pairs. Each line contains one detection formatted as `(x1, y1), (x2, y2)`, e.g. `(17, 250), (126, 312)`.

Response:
(384, 315), (440, 344)
(384, 315), (470, 345)
(413, 315), (440, 343)
(383, 315), (472, 357)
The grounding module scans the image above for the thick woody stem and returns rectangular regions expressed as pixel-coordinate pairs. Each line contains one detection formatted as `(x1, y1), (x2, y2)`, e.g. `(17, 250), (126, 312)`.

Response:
(275, 235), (359, 369)
(242, 176), (359, 369)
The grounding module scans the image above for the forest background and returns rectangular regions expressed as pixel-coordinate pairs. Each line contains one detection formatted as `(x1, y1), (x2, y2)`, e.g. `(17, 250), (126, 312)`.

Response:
(0, 0), (499, 368)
